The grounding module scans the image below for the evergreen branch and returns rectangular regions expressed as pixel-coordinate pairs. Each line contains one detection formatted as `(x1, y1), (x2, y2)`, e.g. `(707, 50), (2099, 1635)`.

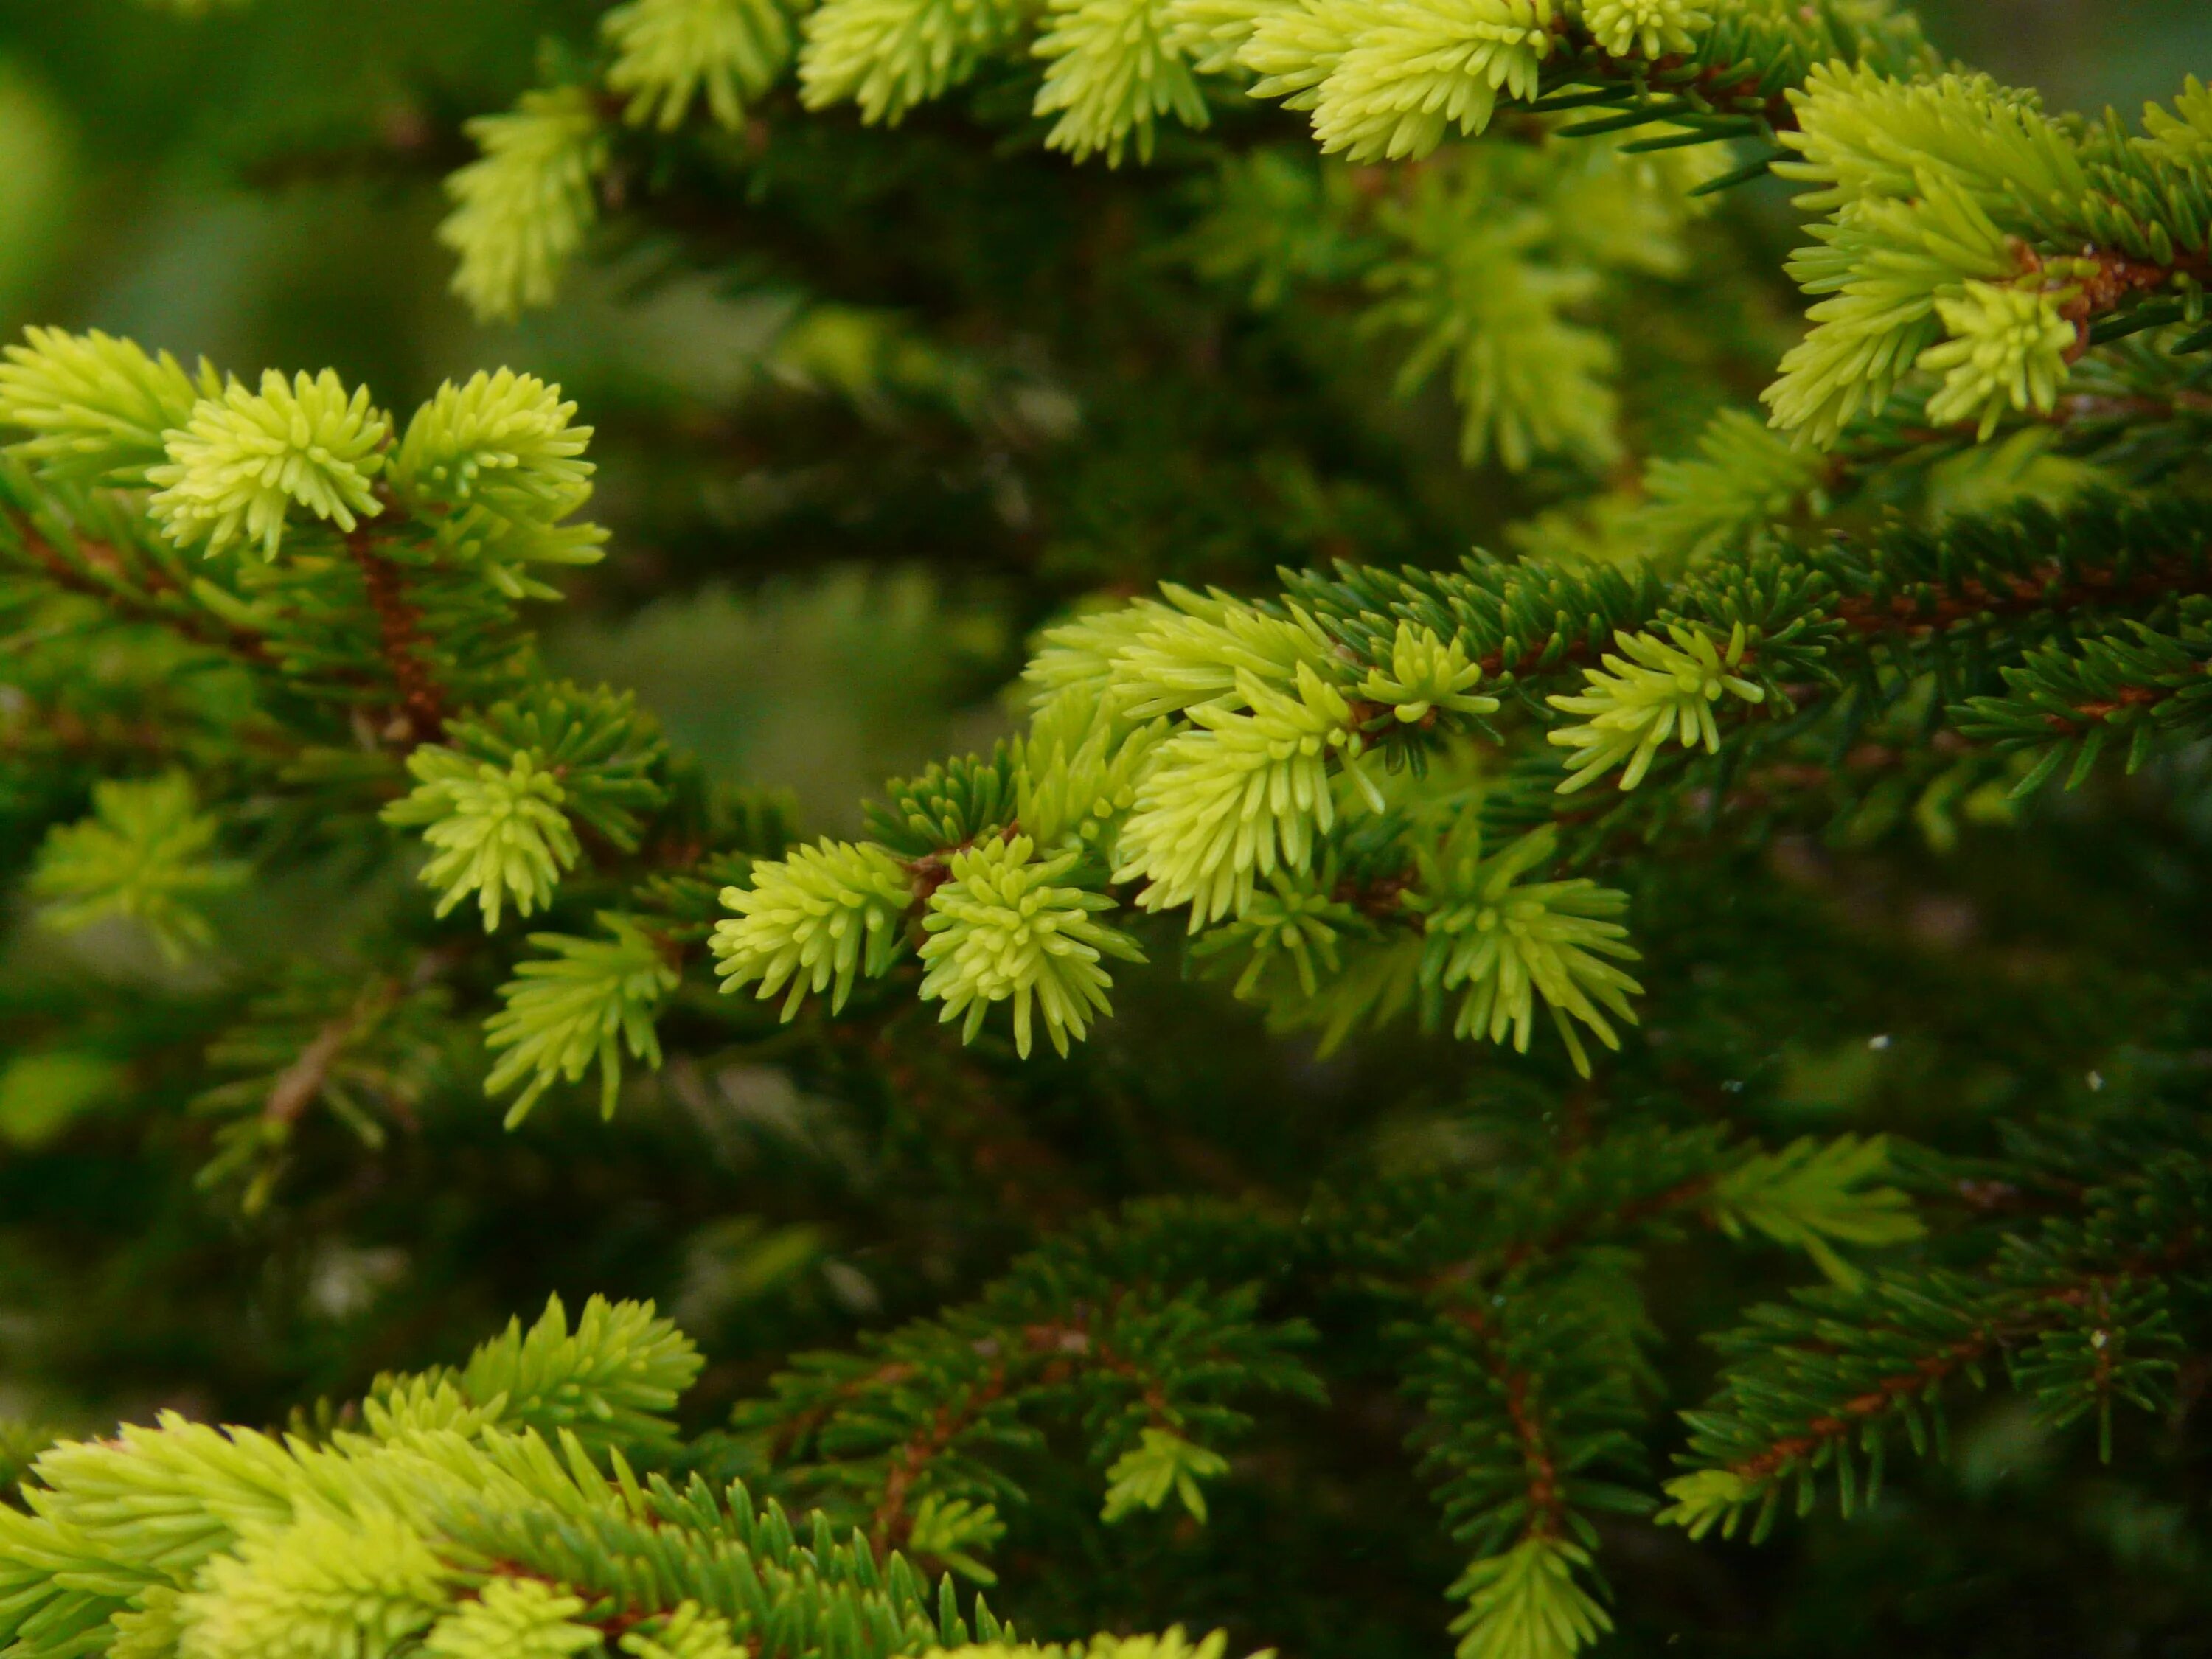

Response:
(1662, 1150), (2211, 1540)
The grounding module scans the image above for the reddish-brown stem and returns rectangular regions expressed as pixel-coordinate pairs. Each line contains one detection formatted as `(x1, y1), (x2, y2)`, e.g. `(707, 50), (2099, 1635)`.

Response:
(1447, 1304), (1565, 1537)
(11, 512), (274, 666)
(347, 524), (448, 746)
(262, 978), (403, 1127)
(862, 1312), (1174, 1550)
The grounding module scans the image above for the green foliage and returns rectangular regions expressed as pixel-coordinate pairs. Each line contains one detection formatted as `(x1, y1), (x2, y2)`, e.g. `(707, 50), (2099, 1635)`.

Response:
(1447, 1536), (1609, 1659)
(1405, 823), (1639, 1074)
(0, 328), (212, 489)
(1544, 625), (1766, 793)
(439, 89), (608, 323)
(13, 6), (2212, 1659)
(917, 835), (1144, 1057)
(1033, 0), (1207, 165)
(29, 772), (243, 959)
(146, 371), (389, 562)
(445, 1294), (704, 1454)
(605, 0), (800, 130)
(391, 371), (605, 597)
(1099, 1429), (1227, 1524)
(484, 915), (682, 1122)
(709, 838), (915, 1017)
(385, 749), (583, 930)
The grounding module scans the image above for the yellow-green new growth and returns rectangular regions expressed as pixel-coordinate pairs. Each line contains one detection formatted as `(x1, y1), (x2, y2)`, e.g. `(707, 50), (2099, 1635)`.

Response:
(799, 0), (1029, 125)
(1032, 0), (1208, 165)
(1101, 1429), (1229, 1523)
(440, 88), (608, 322)
(905, 1495), (1006, 1585)
(605, 0), (796, 131)
(178, 1506), (449, 1659)
(0, 327), (213, 486)
(1578, 0), (1704, 60)
(1546, 621), (1764, 793)
(711, 838), (914, 1017)
(1919, 279), (2076, 439)
(484, 916), (681, 1124)
(918, 835), (1145, 1057)
(392, 369), (606, 592)
(1407, 824), (1641, 1077)
(1448, 1534), (1610, 1659)
(422, 1574), (599, 1659)
(393, 369), (594, 526)
(1105, 588), (1339, 720)
(146, 370), (389, 560)
(30, 773), (245, 961)
(1017, 698), (1166, 847)
(1113, 663), (1372, 929)
(1239, 0), (1381, 111)
(1190, 869), (1356, 998)
(617, 1603), (752, 1659)
(932, 1628), (1238, 1659)
(1359, 621), (1500, 722)
(1308, 0), (1554, 162)
(384, 749), (581, 930)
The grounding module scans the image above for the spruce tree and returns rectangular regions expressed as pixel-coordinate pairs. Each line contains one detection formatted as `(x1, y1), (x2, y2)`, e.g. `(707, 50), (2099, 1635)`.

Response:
(4, 1), (2212, 1657)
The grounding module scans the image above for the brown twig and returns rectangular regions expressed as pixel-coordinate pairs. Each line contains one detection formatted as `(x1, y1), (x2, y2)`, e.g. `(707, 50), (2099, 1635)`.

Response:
(347, 522), (448, 746)
(10, 511), (274, 666)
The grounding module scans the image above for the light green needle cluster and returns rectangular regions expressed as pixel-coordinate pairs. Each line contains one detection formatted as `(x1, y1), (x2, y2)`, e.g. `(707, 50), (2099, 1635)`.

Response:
(1447, 1535), (1611, 1659)
(799, 0), (1029, 123)
(145, 369), (389, 560)
(1298, 0), (1555, 162)
(1164, 0), (1273, 74)
(905, 1498), (1007, 1587)
(936, 1630), (1234, 1659)
(2140, 74), (2212, 170)
(1759, 63), (2134, 447)
(1920, 279), (2077, 439)
(484, 916), (681, 1124)
(917, 835), (1144, 1057)
(1706, 1135), (1926, 1287)
(1362, 158), (1623, 470)
(1239, 0), (1377, 111)
(1408, 824), (1641, 1077)
(392, 369), (606, 592)
(1032, 0), (1208, 164)
(616, 1601), (751, 1659)
(393, 370), (594, 528)
(1546, 622), (1765, 793)
(1114, 663), (1371, 928)
(181, 1507), (451, 1659)
(605, 0), (798, 131)
(439, 88), (608, 323)
(1099, 1429), (1229, 1524)
(29, 773), (244, 961)
(1095, 588), (1338, 721)
(1578, 0), (1705, 60)
(1189, 870), (1355, 998)
(710, 838), (915, 1017)
(420, 1576), (599, 1659)
(1015, 700), (1164, 848)
(0, 327), (212, 486)
(384, 749), (581, 930)
(1636, 408), (1829, 565)
(0, 1297), (1025, 1659)
(1762, 166), (2016, 445)
(1359, 621), (1500, 722)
